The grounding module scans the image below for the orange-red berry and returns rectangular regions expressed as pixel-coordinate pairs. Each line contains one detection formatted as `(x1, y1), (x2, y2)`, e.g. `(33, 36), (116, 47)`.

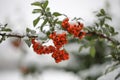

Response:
(61, 18), (86, 39)
(31, 38), (69, 63)
(52, 49), (69, 63)
(49, 32), (67, 49)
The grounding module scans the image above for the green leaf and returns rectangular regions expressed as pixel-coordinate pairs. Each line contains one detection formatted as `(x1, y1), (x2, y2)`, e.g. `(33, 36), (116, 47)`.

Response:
(112, 32), (118, 36)
(103, 28), (110, 36)
(77, 17), (83, 20)
(25, 40), (31, 47)
(105, 16), (112, 21)
(4, 24), (8, 27)
(0, 35), (6, 43)
(46, 31), (50, 37)
(79, 46), (84, 52)
(95, 23), (99, 27)
(26, 28), (36, 34)
(43, 0), (48, 9)
(46, 7), (50, 11)
(109, 26), (115, 33)
(2, 28), (12, 32)
(100, 9), (106, 15)
(115, 73), (120, 80)
(96, 13), (103, 17)
(72, 17), (83, 21)
(32, 9), (41, 14)
(100, 18), (105, 27)
(26, 28), (31, 33)
(56, 21), (62, 25)
(40, 19), (47, 31)
(31, 2), (42, 7)
(46, 12), (51, 17)
(53, 12), (62, 17)
(50, 27), (54, 31)
(104, 24), (110, 28)
(33, 17), (40, 27)
(29, 30), (36, 34)
(26, 28), (30, 32)
(90, 46), (96, 57)
(31, 30), (36, 34)
(53, 18), (58, 25)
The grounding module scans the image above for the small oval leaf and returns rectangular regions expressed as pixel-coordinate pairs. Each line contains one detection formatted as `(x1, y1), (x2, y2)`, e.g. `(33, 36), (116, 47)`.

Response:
(105, 16), (112, 21)
(43, 0), (48, 9)
(31, 2), (42, 7)
(100, 18), (105, 27)
(32, 9), (41, 14)
(100, 9), (106, 15)
(53, 12), (62, 17)
(2, 28), (12, 32)
(40, 19), (47, 31)
(90, 46), (96, 57)
(109, 26), (115, 33)
(33, 17), (40, 27)
(25, 40), (31, 47)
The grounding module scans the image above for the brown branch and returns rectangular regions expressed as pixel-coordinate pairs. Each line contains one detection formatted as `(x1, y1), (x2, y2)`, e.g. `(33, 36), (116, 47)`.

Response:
(0, 33), (37, 38)
(86, 32), (120, 45)
(0, 32), (120, 45)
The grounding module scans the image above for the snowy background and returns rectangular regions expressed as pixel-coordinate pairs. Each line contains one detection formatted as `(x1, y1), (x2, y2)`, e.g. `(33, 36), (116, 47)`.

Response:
(0, 0), (120, 80)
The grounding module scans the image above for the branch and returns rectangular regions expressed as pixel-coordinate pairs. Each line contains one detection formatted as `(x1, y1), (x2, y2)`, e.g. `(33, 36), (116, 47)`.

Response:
(86, 32), (120, 45)
(0, 31), (120, 46)
(0, 33), (37, 38)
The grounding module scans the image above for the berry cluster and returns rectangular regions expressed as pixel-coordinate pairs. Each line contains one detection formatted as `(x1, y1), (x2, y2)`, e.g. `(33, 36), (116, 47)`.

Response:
(49, 32), (69, 63)
(61, 18), (86, 39)
(52, 49), (69, 63)
(31, 18), (86, 63)
(32, 39), (55, 54)
(32, 38), (69, 63)
(49, 32), (67, 49)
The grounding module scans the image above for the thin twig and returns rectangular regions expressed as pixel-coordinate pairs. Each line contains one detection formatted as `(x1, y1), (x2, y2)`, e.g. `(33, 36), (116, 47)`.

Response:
(86, 32), (120, 45)
(0, 33), (37, 38)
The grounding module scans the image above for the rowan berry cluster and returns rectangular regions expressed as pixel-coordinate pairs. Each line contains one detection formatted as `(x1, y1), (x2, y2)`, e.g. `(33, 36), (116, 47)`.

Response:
(32, 39), (55, 54)
(32, 36), (69, 63)
(61, 18), (86, 39)
(49, 32), (67, 49)
(52, 49), (69, 63)
(31, 18), (86, 63)
(49, 32), (69, 63)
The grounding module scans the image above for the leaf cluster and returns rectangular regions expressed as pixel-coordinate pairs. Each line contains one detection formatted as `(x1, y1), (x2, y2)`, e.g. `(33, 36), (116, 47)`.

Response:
(31, 1), (63, 36)
(87, 9), (118, 37)
(79, 9), (120, 58)
(0, 23), (12, 43)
